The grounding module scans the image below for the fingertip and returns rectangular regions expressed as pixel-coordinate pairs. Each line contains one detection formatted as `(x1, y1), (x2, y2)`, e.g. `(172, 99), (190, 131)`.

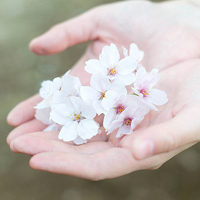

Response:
(29, 37), (47, 55)
(7, 111), (14, 126)
(6, 133), (12, 145)
(29, 155), (38, 169)
(131, 139), (155, 160)
(29, 153), (50, 171)
(7, 109), (21, 127)
(9, 139), (18, 153)
(29, 26), (68, 55)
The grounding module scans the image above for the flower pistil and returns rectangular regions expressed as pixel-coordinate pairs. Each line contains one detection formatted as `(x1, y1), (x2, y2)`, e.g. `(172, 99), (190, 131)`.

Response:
(123, 117), (133, 127)
(115, 105), (125, 114)
(70, 112), (84, 123)
(108, 67), (117, 76)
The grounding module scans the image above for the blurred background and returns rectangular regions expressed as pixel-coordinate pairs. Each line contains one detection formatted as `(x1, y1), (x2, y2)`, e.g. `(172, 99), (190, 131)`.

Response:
(1, 0), (200, 199)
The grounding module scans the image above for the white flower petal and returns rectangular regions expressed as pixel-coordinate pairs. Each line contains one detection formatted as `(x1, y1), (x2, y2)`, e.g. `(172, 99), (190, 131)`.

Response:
(131, 117), (144, 130)
(52, 91), (68, 104)
(80, 86), (99, 101)
(122, 46), (128, 57)
(124, 95), (139, 107)
(119, 105), (138, 119)
(118, 73), (136, 85)
(40, 80), (53, 98)
(125, 95), (150, 115)
(102, 90), (118, 111)
(136, 63), (143, 71)
(118, 56), (136, 75)
(77, 119), (99, 140)
(147, 69), (160, 88)
(134, 67), (146, 89)
(43, 124), (60, 132)
(103, 109), (117, 131)
(85, 59), (107, 75)
(129, 43), (144, 62)
(81, 101), (96, 119)
(61, 74), (81, 96)
(34, 98), (51, 109)
(52, 101), (73, 116)
(149, 89), (168, 106)
(73, 136), (87, 145)
(116, 126), (132, 138)
(50, 110), (69, 125)
(93, 100), (107, 115)
(35, 107), (51, 124)
(90, 74), (110, 92)
(108, 79), (127, 96)
(51, 103), (72, 124)
(51, 77), (62, 93)
(143, 98), (158, 111)
(107, 119), (122, 135)
(131, 87), (139, 95)
(39, 78), (62, 99)
(99, 43), (120, 66)
(113, 95), (127, 106)
(59, 121), (78, 141)
(70, 96), (83, 113)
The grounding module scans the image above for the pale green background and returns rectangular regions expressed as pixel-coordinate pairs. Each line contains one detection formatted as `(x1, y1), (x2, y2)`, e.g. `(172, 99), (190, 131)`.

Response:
(0, 0), (200, 199)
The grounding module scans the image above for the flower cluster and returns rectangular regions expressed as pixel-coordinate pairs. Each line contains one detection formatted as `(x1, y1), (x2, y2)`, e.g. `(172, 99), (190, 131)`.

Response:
(35, 43), (168, 144)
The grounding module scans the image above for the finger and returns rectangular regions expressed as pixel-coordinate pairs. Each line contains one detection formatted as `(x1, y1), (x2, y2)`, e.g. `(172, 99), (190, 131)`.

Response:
(7, 119), (46, 145)
(29, 148), (136, 180)
(30, 8), (99, 55)
(10, 132), (110, 156)
(9, 126), (108, 154)
(131, 106), (200, 160)
(29, 141), (191, 180)
(7, 94), (41, 126)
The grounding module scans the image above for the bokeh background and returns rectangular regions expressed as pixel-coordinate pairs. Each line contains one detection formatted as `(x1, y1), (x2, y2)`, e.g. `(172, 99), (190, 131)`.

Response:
(1, 0), (200, 199)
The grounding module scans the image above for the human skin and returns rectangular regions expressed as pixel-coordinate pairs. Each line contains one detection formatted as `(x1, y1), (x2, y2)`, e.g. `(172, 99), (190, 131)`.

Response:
(7, 0), (200, 180)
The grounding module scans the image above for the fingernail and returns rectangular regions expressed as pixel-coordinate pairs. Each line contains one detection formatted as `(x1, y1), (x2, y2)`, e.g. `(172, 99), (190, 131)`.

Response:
(133, 140), (155, 160)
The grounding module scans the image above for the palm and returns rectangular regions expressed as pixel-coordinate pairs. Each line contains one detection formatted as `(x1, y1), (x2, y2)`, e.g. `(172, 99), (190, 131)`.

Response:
(69, 0), (200, 85)
(8, 60), (200, 179)
(7, 0), (200, 180)
(84, 1), (200, 70)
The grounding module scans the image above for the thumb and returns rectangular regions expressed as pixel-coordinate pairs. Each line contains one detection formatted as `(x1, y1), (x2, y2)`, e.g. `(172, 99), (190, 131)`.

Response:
(30, 8), (99, 55)
(131, 106), (200, 160)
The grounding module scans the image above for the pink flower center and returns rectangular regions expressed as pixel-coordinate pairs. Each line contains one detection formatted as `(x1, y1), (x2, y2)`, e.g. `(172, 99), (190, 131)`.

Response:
(108, 67), (117, 76)
(123, 117), (133, 127)
(115, 105), (125, 114)
(99, 91), (106, 100)
(69, 112), (83, 123)
(140, 88), (149, 97)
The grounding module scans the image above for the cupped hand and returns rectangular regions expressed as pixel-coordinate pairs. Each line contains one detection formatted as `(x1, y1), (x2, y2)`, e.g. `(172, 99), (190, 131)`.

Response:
(7, 59), (200, 180)
(7, 0), (200, 136)
(7, 0), (200, 179)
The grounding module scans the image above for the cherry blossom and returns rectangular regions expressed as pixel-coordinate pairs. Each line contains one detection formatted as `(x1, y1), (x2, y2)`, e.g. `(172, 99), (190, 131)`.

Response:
(107, 105), (147, 138)
(103, 95), (150, 131)
(51, 73), (82, 105)
(80, 73), (127, 115)
(34, 42), (168, 144)
(35, 107), (60, 131)
(132, 67), (168, 110)
(85, 43), (137, 85)
(123, 43), (144, 71)
(35, 77), (62, 109)
(50, 96), (99, 144)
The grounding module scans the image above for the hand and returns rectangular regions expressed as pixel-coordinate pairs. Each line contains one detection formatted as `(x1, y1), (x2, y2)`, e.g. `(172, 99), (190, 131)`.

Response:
(7, 59), (200, 180)
(7, 0), (200, 180)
